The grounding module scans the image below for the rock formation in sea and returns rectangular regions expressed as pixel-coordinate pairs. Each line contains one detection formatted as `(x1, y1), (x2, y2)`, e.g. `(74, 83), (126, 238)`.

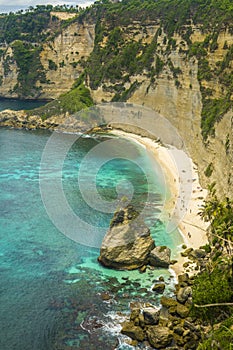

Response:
(98, 205), (155, 270)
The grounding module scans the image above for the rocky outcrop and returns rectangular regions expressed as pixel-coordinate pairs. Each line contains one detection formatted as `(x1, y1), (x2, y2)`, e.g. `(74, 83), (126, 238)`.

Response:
(0, 109), (66, 130)
(121, 321), (145, 342)
(98, 205), (155, 270)
(143, 307), (160, 325)
(146, 326), (173, 349)
(119, 272), (206, 349)
(0, 16), (95, 100)
(152, 283), (166, 294)
(39, 20), (95, 99)
(149, 246), (171, 268)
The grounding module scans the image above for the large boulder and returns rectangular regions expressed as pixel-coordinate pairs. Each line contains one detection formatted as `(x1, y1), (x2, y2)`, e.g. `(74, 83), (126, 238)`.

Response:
(152, 283), (166, 294)
(149, 246), (171, 268)
(176, 304), (190, 318)
(176, 286), (192, 304)
(121, 321), (145, 342)
(98, 206), (155, 270)
(146, 326), (173, 348)
(143, 306), (160, 325)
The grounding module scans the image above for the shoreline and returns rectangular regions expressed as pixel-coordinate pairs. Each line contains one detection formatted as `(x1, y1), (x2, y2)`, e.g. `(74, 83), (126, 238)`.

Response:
(110, 129), (209, 276)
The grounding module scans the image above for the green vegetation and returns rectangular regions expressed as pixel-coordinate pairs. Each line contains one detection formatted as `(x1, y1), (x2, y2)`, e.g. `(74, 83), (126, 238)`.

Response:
(0, 5), (80, 43)
(59, 83), (93, 114)
(197, 317), (233, 350)
(0, 0), (233, 138)
(11, 40), (46, 97)
(85, 26), (160, 89)
(204, 162), (214, 177)
(0, 7), (51, 43)
(48, 59), (57, 71)
(27, 81), (93, 118)
(190, 195), (233, 346)
(82, 0), (233, 139)
(112, 81), (140, 102)
(187, 34), (233, 140)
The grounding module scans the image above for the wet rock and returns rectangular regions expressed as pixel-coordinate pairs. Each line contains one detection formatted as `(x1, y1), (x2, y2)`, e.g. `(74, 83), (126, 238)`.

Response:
(139, 265), (147, 273)
(169, 306), (177, 316)
(176, 304), (190, 318)
(149, 246), (171, 268)
(178, 273), (190, 287)
(170, 259), (178, 265)
(152, 283), (166, 294)
(121, 321), (145, 341)
(101, 292), (113, 301)
(181, 247), (193, 257)
(138, 313), (145, 328)
(183, 320), (199, 333)
(160, 296), (177, 308)
(143, 306), (160, 325)
(176, 286), (192, 304)
(98, 206), (155, 270)
(130, 308), (140, 322)
(191, 249), (206, 259)
(146, 326), (173, 349)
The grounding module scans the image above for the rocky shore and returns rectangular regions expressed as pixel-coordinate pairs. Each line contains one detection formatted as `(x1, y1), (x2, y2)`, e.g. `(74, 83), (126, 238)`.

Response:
(0, 109), (67, 130)
(120, 246), (211, 349)
(97, 203), (211, 349)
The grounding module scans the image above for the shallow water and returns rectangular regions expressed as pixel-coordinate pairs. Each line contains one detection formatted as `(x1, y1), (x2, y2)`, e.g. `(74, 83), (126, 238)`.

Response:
(0, 127), (182, 349)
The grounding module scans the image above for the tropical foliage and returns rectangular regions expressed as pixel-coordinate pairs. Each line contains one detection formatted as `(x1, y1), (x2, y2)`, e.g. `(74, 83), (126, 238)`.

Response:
(11, 40), (46, 97)
(191, 194), (233, 347)
(27, 81), (93, 118)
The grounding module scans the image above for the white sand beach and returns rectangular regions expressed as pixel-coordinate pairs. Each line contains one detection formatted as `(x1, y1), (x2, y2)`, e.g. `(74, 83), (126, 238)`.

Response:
(111, 129), (209, 275)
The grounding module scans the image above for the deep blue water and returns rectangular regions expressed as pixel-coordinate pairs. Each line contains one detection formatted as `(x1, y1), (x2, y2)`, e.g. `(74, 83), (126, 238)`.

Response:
(0, 98), (48, 112)
(0, 126), (182, 349)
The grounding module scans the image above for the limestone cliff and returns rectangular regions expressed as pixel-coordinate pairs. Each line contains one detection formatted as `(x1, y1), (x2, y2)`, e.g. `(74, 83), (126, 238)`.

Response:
(87, 20), (233, 197)
(39, 19), (95, 99)
(0, 12), (95, 99)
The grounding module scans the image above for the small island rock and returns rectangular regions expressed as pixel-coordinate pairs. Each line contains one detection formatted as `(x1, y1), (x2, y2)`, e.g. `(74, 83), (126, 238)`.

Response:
(98, 205), (155, 270)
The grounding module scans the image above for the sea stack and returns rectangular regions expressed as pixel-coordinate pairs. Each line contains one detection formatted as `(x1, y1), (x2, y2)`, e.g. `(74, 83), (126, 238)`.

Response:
(98, 205), (155, 270)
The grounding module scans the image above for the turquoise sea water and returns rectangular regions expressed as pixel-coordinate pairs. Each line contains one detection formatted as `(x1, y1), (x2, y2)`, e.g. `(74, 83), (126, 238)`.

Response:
(0, 126), (183, 349)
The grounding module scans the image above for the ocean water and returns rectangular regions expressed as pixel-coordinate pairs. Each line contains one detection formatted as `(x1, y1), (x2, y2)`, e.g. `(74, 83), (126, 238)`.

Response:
(0, 126), (183, 350)
(0, 98), (48, 112)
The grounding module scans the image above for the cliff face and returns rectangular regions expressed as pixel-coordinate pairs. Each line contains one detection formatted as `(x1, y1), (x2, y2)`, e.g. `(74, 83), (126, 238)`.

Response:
(0, 46), (18, 98)
(39, 19), (95, 99)
(130, 31), (233, 198)
(89, 26), (233, 198)
(0, 10), (232, 197)
(0, 13), (95, 99)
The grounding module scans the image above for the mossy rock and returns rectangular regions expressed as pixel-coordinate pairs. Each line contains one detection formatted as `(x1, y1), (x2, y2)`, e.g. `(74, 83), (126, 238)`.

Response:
(161, 296), (177, 308)
(152, 283), (166, 294)
(121, 321), (145, 342)
(176, 304), (190, 318)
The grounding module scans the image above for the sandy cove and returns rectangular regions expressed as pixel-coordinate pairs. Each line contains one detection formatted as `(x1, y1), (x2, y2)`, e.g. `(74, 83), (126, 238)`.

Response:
(111, 129), (209, 276)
